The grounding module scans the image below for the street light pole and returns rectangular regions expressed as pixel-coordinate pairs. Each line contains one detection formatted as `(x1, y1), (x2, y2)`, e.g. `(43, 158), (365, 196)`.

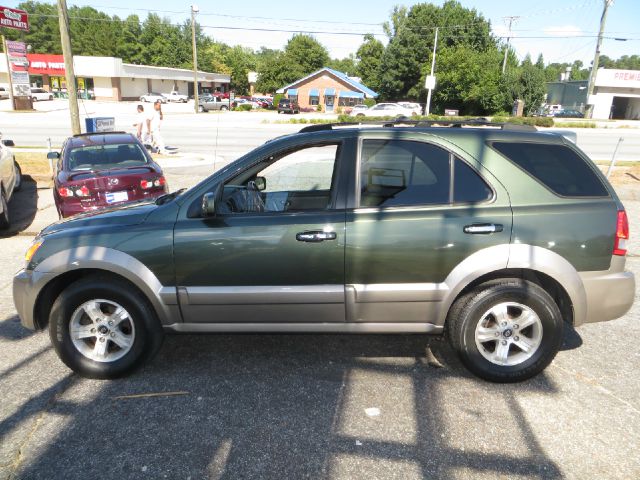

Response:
(424, 27), (438, 116)
(57, 0), (81, 134)
(191, 4), (199, 114)
(585, 0), (614, 119)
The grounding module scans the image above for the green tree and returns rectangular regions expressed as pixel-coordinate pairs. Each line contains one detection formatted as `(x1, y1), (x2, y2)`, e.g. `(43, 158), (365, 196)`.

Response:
(378, 0), (496, 101)
(356, 34), (384, 92)
(284, 34), (329, 77)
(327, 55), (357, 76)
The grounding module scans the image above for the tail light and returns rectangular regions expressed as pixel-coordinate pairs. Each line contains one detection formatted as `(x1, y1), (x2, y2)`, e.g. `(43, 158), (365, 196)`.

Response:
(59, 185), (90, 198)
(58, 187), (74, 197)
(75, 185), (90, 197)
(613, 210), (629, 256)
(140, 176), (166, 189)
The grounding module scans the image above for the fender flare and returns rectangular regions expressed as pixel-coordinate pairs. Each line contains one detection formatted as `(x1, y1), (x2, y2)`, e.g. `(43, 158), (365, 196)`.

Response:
(35, 246), (178, 325)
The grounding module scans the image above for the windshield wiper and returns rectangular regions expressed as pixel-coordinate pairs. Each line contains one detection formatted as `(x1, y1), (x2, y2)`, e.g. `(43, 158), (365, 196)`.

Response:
(155, 188), (186, 205)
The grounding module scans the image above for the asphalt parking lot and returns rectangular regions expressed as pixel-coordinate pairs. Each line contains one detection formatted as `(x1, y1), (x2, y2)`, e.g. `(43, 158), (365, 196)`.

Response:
(1, 165), (639, 479)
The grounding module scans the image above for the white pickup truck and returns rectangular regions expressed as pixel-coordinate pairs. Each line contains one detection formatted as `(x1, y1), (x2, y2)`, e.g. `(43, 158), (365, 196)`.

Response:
(162, 91), (188, 103)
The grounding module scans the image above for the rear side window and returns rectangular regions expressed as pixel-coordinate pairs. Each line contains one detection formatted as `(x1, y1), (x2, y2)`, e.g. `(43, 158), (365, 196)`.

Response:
(491, 142), (608, 197)
(454, 158), (493, 203)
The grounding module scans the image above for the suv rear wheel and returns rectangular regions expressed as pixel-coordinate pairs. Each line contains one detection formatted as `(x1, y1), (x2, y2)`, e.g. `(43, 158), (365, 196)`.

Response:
(0, 189), (9, 229)
(447, 279), (563, 383)
(49, 276), (164, 379)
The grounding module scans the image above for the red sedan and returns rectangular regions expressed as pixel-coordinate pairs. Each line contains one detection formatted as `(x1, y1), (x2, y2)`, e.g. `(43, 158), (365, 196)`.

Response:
(50, 132), (168, 218)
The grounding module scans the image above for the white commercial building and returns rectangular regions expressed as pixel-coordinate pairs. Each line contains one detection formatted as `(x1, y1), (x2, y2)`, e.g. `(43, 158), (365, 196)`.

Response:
(0, 55), (230, 101)
(591, 68), (640, 120)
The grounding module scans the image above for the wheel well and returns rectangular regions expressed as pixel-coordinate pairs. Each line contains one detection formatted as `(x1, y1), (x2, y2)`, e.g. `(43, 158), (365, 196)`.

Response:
(453, 268), (574, 325)
(33, 268), (154, 330)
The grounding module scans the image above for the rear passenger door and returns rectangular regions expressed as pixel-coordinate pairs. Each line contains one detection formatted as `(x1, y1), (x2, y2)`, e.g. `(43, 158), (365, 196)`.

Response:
(345, 134), (512, 323)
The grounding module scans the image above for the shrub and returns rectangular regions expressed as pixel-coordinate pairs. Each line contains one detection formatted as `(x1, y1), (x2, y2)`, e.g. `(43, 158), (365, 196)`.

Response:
(234, 104), (252, 112)
(273, 93), (284, 108)
(364, 98), (376, 107)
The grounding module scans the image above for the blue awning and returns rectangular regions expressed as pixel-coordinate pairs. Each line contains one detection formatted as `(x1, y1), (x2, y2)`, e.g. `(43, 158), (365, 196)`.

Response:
(339, 90), (365, 99)
(324, 88), (335, 96)
(287, 88), (298, 96)
(309, 88), (319, 96)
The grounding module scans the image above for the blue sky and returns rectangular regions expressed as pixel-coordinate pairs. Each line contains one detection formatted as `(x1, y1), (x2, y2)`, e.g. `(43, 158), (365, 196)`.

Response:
(9, 0), (640, 65)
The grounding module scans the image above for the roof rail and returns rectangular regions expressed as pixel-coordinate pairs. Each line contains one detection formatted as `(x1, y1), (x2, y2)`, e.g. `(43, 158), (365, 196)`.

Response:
(72, 131), (128, 137)
(298, 119), (537, 133)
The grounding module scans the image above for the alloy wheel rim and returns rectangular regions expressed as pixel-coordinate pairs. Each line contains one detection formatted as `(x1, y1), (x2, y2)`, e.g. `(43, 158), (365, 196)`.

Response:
(474, 302), (543, 366)
(69, 299), (135, 363)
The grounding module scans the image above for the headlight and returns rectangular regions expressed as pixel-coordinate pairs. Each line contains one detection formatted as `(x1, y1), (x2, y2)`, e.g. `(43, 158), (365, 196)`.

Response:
(25, 239), (43, 263)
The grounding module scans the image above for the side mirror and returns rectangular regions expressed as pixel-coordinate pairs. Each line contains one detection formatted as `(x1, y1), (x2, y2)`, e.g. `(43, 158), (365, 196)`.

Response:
(254, 176), (266, 191)
(47, 151), (60, 160)
(201, 192), (216, 217)
(2, 139), (14, 147)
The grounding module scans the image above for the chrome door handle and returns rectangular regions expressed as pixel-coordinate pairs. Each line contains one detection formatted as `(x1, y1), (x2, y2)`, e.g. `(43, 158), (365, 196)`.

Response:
(463, 223), (503, 234)
(296, 231), (337, 242)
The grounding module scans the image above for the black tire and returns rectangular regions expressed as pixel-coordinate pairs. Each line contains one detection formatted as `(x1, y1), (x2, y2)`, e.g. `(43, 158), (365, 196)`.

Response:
(13, 161), (22, 192)
(447, 279), (563, 383)
(198, 105), (204, 113)
(49, 95), (53, 101)
(220, 105), (228, 111)
(356, 113), (365, 117)
(0, 189), (9, 229)
(49, 275), (164, 379)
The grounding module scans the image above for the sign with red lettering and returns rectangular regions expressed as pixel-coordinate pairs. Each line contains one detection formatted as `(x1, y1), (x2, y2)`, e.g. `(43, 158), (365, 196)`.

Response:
(27, 54), (66, 75)
(0, 6), (29, 32)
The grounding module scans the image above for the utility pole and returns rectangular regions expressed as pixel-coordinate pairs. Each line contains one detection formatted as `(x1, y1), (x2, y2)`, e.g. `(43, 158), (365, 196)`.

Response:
(502, 16), (519, 74)
(424, 27), (438, 116)
(191, 4), (199, 114)
(1, 36), (15, 111)
(585, 0), (614, 119)
(57, 0), (80, 134)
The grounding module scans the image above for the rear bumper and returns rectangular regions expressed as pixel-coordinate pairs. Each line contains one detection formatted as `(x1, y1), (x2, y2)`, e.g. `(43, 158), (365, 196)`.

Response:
(579, 262), (636, 325)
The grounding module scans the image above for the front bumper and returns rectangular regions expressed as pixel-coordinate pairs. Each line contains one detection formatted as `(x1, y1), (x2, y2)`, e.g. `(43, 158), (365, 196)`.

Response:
(579, 263), (636, 325)
(13, 269), (56, 330)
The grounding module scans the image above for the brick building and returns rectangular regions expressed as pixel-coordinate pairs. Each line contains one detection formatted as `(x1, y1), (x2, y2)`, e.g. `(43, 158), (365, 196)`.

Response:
(277, 67), (378, 113)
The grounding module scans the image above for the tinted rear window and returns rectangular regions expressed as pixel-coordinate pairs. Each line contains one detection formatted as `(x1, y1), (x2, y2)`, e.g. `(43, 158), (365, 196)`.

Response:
(491, 142), (608, 197)
(67, 143), (149, 171)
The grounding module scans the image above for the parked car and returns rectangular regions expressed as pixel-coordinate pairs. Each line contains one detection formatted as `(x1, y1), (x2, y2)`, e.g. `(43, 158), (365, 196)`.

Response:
(30, 88), (53, 102)
(140, 92), (167, 103)
(163, 91), (188, 103)
(553, 109), (585, 118)
(0, 134), (22, 229)
(355, 102), (413, 118)
(348, 104), (369, 115)
(277, 98), (300, 114)
(13, 120), (635, 382)
(48, 132), (168, 218)
(398, 102), (422, 115)
(198, 95), (231, 112)
(0, 86), (10, 99)
(233, 98), (260, 109)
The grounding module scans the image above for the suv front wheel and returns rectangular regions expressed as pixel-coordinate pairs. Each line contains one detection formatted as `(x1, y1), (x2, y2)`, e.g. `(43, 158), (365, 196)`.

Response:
(447, 279), (563, 383)
(49, 275), (164, 379)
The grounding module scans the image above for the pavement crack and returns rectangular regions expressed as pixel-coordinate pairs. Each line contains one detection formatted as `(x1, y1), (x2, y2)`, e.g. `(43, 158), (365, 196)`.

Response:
(553, 364), (640, 416)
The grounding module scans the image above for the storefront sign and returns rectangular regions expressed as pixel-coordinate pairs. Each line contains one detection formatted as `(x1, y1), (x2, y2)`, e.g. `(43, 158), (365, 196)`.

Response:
(27, 54), (65, 75)
(595, 69), (640, 89)
(0, 6), (29, 31)
(6, 40), (30, 96)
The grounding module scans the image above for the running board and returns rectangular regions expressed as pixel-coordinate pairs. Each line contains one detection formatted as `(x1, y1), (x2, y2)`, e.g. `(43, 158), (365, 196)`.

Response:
(164, 322), (444, 334)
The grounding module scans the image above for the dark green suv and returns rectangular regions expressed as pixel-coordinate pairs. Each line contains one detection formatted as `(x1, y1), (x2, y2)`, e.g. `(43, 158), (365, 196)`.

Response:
(13, 120), (635, 382)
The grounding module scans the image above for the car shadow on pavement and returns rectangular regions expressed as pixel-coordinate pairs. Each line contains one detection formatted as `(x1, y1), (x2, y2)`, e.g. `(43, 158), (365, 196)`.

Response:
(11, 334), (563, 479)
(0, 312), (35, 341)
(0, 177), (39, 238)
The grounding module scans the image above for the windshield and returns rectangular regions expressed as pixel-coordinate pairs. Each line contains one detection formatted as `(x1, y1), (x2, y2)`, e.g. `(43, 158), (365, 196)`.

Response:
(67, 143), (150, 171)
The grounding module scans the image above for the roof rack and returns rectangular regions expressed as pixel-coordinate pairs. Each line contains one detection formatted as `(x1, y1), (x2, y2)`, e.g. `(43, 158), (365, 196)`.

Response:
(72, 131), (128, 137)
(298, 119), (537, 134)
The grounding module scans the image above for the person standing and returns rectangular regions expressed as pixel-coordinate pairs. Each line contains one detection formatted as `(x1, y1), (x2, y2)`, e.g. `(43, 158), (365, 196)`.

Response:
(150, 100), (166, 154)
(134, 104), (151, 146)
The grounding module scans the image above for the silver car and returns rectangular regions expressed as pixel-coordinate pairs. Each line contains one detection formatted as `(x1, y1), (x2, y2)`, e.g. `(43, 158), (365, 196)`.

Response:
(0, 134), (22, 229)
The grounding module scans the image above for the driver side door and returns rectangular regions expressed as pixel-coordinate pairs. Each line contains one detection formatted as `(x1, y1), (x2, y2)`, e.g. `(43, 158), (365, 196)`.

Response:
(173, 139), (352, 324)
